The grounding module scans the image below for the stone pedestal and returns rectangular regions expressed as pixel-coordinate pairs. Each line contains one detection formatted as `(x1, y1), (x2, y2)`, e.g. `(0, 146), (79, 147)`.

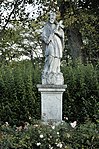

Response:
(37, 84), (66, 122)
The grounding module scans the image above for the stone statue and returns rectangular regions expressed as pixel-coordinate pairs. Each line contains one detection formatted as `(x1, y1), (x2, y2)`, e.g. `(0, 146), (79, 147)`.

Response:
(41, 11), (64, 85)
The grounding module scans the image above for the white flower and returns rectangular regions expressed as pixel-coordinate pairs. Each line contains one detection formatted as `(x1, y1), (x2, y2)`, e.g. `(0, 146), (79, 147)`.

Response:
(70, 121), (77, 128)
(24, 122), (29, 130)
(37, 142), (41, 146)
(51, 125), (55, 129)
(57, 132), (59, 135)
(5, 122), (9, 126)
(50, 135), (52, 138)
(40, 134), (44, 138)
(34, 124), (38, 127)
(64, 116), (68, 120)
(57, 142), (62, 148)
(54, 1), (57, 4)
(60, 144), (62, 148)
(29, 116), (31, 120)
(55, 139), (58, 144)
(66, 117), (68, 120)
(48, 138), (50, 141)
(16, 126), (22, 131)
(24, 125), (28, 130)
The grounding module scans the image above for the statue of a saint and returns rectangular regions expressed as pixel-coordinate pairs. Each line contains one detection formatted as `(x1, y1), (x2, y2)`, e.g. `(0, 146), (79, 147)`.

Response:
(41, 11), (64, 85)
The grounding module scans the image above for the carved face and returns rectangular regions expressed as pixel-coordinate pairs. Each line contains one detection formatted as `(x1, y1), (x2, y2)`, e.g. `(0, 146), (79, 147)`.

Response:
(49, 12), (56, 24)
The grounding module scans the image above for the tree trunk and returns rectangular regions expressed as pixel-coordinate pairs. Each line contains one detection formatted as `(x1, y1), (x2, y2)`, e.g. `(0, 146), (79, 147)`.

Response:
(67, 27), (83, 65)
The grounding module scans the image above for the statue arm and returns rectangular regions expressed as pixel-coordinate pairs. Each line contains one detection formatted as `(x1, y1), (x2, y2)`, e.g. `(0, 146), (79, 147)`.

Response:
(54, 29), (64, 49)
(41, 24), (52, 44)
(54, 29), (64, 38)
(53, 20), (64, 37)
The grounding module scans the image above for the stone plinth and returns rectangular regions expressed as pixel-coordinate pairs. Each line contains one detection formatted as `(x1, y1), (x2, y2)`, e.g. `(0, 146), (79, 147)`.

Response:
(37, 84), (67, 122)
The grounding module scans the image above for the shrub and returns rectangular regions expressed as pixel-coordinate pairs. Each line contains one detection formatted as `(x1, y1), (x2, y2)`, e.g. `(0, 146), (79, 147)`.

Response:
(0, 121), (99, 149)
(62, 63), (99, 123)
(0, 61), (99, 125)
(0, 60), (41, 125)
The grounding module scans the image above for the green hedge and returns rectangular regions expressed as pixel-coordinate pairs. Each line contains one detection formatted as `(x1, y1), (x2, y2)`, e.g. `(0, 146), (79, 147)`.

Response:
(0, 61), (41, 125)
(62, 63), (99, 123)
(0, 61), (99, 125)
(0, 121), (99, 149)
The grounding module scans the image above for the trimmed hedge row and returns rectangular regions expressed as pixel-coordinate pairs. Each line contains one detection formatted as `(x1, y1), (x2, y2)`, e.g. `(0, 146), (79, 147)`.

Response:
(0, 61), (41, 125)
(0, 60), (99, 125)
(62, 63), (99, 123)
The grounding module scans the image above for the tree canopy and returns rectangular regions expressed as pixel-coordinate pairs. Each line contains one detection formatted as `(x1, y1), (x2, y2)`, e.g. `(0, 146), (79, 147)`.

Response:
(0, 0), (99, 65)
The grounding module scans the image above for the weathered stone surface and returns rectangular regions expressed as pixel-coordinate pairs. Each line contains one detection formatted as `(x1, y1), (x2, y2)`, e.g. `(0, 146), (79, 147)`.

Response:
(37, 10), (66, 123)
(41, 11), (64, 85)
(37, 84), (67, 122)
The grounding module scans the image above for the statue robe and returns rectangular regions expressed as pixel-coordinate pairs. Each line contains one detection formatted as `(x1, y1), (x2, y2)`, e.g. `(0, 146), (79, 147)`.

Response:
(41, 22), (64, 74)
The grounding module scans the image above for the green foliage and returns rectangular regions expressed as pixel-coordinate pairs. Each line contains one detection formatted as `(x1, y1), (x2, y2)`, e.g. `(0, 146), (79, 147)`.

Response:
(62, 63), (99, 123)
(0, 0), (99, 65)
(0, 60), (41, 125)
(58, 0), (99, 64)
(0, 61), (99, 125)
(0, 28), (23, 63)
(0, 20), (42, 64)
(0, 120), (99, 149)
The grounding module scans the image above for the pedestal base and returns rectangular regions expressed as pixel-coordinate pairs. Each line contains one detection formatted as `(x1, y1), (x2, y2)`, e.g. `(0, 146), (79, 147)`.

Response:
(37, 84), (67, 122)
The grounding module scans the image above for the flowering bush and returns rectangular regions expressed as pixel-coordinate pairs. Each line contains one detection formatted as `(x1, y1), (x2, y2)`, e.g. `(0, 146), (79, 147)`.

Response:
(0, 120), (98, 149)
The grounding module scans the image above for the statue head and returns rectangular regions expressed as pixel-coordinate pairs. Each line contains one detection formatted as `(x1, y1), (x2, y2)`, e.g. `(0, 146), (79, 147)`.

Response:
(49, 11), (56, 24)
